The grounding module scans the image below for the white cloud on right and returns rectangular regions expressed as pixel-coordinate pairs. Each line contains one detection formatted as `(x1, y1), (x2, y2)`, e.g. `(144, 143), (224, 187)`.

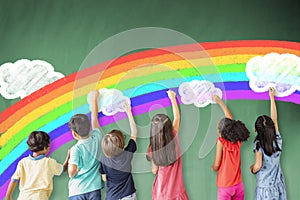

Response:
(246, 53), (300, 97)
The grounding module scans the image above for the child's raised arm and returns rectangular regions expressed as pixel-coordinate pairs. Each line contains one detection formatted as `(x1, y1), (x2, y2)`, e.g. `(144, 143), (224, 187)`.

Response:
(167, 90), (180, 132)
(125, 102), (137, 141)
(91, 90), (101, 130)
(269, 87), (278, 132)
(212, 95), (233, 119)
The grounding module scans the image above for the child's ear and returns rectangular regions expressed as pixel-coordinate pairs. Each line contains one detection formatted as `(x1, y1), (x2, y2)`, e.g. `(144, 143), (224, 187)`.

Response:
(44, 146), (50, 153)
(71, 130), (80, 140)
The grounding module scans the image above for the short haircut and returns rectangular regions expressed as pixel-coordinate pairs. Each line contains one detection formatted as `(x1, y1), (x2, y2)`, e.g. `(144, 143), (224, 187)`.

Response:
(102, 130), (125, 158)
(68, 114), (91, 137)
(27, 131), (50, 152)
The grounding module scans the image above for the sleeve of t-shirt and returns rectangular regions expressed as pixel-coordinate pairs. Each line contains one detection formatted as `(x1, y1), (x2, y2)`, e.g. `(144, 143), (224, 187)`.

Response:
(69, 146), (80, 167)
(99, 162), (105, 174)
(253, 141), (263, 153)
(124, 139), (137, 153)
(12, 160), (23, 181)
(50, 158), (64, 176)
(91, 128), (104, 141)
(217, 137), (225, 145)
(276, 131), (283, 149)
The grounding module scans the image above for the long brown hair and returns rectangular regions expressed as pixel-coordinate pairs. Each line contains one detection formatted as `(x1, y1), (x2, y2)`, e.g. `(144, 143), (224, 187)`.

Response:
(149, 114), (177, 166)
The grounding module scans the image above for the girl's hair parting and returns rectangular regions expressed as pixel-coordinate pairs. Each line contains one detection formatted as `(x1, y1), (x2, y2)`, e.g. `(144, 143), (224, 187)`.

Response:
(254, 115), (281, 156)
(68, 114), (91, 137)
(149, 114), (177, 166)
(27, 131), (50, 152)
(218, 118), (250, 143)
(102, 129), (126, 158)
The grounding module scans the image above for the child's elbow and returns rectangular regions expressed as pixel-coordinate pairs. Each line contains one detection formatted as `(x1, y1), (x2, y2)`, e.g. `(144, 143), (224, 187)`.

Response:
(68, 165), (78, 178)
(152, 168), (158, 174)
(68, 171), (76, 178)
(211, 165), (219, 171)
(102, 175), (107, 182)
(251, 164), (262, 174)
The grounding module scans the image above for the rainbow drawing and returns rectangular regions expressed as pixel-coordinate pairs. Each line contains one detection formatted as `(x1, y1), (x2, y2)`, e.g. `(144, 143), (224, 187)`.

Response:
(0, 40), (299, 198)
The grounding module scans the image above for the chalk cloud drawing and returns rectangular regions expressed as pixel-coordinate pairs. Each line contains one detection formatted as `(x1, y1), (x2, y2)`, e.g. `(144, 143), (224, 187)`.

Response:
(0, 59), (64, 99)
(178, 80), (222, 107)
(246, 53), (300, 97)
(87, 89), (131, 116)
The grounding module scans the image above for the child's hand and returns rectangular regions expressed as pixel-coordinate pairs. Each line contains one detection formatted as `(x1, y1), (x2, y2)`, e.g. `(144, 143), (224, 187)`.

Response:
(212, 94), (221, 103)
(63, 149), (71, 172)
(167, 90), (176, 99)
(269, 87), (276, 98)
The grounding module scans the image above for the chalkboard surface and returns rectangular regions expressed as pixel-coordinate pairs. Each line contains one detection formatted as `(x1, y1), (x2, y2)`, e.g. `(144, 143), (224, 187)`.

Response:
(0, 0), (299, 199)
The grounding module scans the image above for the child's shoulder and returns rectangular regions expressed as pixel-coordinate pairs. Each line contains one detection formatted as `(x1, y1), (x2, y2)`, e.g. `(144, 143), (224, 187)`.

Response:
(218, 137), (241, 148)
(90, 128), (104, 139)
(18, 156), (29, 164)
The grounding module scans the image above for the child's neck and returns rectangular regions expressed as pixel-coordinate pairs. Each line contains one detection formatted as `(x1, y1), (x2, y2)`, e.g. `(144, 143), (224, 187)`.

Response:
(32, 149), (47, 158)
(79, 135), (89, 140)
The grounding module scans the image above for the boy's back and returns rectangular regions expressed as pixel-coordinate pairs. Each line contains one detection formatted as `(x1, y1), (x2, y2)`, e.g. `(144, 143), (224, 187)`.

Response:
(5, 130), (68, 200)
(67, 91), (104, 199)
(13, 155), (63, 199)
(100, 139), (136, 199)
(68, 128), (104, 197)
(100, 102), (138, 200)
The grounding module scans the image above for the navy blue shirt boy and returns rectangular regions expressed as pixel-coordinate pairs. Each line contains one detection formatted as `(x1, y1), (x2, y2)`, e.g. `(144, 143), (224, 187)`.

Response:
(100, 139), (136, 199)
(100, 103), (138, 200)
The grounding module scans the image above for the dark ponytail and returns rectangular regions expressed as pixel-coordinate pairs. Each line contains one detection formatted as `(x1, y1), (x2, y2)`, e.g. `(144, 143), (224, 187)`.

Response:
(254, 115), (281, 156)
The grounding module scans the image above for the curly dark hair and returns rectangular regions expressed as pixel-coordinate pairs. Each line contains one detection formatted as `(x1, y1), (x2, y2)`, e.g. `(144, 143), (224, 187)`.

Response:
(27, 131), (50, 152)
(218, 118), (250, 143)
(68, 114), (91, 137)
(254, 115), (281, 156)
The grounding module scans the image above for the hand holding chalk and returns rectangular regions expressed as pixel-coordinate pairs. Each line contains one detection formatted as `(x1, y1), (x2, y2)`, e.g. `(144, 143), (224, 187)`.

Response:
(167, 89), (176, 100)
(269, 87), (276, 98)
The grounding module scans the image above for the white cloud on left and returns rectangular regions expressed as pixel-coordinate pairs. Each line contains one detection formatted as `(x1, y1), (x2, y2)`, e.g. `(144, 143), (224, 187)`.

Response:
(0, 59), (64, 99)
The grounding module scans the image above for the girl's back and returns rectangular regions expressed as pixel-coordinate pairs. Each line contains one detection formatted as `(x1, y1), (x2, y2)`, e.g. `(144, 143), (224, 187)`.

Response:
(148, 90), (188, 200)
(254, 131), (284, 187)
(251, 88), (287, 200)
(152, 131), (187, 199)
(216, 138), (242, 188)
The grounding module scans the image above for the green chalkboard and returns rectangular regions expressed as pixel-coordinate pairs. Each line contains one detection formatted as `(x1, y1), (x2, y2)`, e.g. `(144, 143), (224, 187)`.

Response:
(0, 0), (299, 199)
